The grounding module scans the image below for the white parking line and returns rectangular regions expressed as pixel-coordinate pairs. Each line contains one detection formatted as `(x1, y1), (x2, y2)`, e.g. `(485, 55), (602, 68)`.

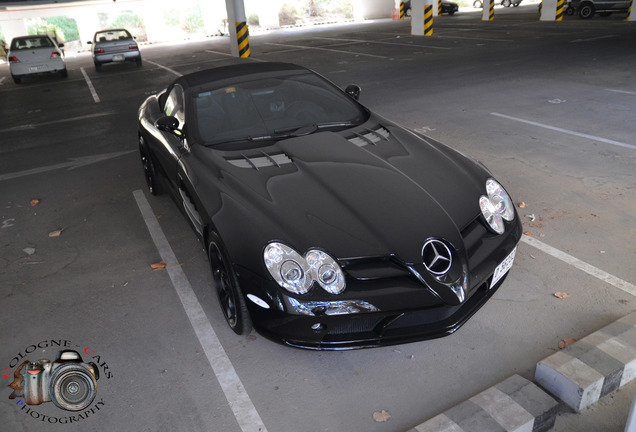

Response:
(144, 59), (182, 77)
(521, 235), (636, 297)
(606, 88), (636, 96)
(265, 42), (388, 59)
(133, 190), (268, 432)
(80, 67), (100, 103)
(491, 112), (636, 151)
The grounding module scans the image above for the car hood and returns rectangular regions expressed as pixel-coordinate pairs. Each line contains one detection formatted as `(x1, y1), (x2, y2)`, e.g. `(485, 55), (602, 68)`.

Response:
(193, 121), (491, 264)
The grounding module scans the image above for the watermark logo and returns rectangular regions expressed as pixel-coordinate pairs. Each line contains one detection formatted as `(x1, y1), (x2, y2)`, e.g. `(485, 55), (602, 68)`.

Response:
(4, 340), (112, 424)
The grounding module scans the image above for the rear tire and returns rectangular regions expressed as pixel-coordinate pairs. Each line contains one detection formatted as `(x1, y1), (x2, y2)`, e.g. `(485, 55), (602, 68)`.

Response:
(139, 136), (161, 195)
(12, 74), (21, 84)
(60, 68), (68, 78)
(208, 233), (251, 335)
(94, 62), (102, 72)
(136, 57), (142, 67)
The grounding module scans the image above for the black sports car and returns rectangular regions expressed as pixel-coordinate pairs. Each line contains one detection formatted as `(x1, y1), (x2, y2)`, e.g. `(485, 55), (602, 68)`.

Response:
(137, 62), (522, 350)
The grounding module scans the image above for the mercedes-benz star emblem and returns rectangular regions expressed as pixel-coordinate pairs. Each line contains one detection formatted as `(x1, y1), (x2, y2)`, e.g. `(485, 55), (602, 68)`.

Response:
(422, 239), (452, 275)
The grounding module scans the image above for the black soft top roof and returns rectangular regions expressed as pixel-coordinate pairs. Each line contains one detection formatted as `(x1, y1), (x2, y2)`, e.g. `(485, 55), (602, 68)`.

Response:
(174, 62), (309, 90)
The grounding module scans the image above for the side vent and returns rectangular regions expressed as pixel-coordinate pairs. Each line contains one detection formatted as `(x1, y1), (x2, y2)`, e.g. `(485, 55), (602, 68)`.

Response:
(348, 127), (390, 147)
(226, 152), (292, 170)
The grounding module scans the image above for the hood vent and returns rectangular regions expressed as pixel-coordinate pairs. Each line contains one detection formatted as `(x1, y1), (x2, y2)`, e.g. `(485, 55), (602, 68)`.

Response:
(347, 127), (390, 147)
(226, 152), (292, 170)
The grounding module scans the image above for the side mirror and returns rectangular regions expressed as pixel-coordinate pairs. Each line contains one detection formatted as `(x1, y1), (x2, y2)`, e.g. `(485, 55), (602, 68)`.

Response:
(345, 84), (361, 101)
(156, 116), (181, 135)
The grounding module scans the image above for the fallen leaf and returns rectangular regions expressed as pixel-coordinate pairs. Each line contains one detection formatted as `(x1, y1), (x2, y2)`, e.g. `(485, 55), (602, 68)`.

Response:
(519, 202), (526, 208)
(619, 299), (629, 305)
(558, 338), (576, 349)
(151, 260), (166, 270)
(30, 199), (40, 206)
(48, 229), (63, 237)
(373, 410), (391, 423)
(554, 292), (570, 299)
(524, 231), (533, 236)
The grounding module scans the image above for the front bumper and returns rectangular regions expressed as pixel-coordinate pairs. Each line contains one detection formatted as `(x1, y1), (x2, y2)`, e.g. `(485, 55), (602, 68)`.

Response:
(239, 216), (522, 350)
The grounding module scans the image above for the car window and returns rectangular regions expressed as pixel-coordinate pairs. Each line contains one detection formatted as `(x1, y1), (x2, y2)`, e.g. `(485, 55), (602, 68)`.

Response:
(192, 72), (368, 145)
(164, 85), (186, 127)
(11, 36), (53, 50)
(94, 30), (132, 43)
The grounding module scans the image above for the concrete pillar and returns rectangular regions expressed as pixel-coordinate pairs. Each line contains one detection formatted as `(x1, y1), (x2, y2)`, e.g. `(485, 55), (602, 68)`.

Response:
(225, 0), (249, 58)
(0, 17), (28, 44)
(540, 0), (558, 20)
(483, 0), (494, 21)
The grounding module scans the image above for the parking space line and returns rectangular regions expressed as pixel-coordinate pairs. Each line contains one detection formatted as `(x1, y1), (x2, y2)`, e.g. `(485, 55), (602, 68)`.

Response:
(491, 112), (636, 151)
(521, 235), (636, 297)
(312, 36), (453, 50)
(133, 190), (268, 432)
(80, 67), (100, 103)
(265, 42), (388, 58)
(0, 112), (113, 133)
(606, 89), (636, 96)
(144, 59), (182, 77)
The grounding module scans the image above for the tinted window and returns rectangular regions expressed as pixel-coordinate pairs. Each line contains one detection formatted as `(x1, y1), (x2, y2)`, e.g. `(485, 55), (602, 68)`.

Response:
(192, 72), (368, 145)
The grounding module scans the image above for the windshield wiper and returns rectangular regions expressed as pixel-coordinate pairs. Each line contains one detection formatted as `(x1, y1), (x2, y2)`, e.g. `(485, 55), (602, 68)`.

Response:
(274, 121), (356, 135)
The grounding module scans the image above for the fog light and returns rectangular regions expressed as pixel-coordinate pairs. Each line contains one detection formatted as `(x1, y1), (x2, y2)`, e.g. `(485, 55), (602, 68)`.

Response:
(311, 323), (325, 332)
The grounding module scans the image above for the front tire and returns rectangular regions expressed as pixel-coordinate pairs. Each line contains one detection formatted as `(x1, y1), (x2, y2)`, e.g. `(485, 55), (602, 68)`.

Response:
(502, 0), (511, 7)
(208, 233), (251, 335)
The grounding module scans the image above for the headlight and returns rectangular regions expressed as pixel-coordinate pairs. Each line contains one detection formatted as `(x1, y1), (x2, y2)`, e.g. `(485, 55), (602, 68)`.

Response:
(264, 242), (346, 295)
(479, 178), (514, 234)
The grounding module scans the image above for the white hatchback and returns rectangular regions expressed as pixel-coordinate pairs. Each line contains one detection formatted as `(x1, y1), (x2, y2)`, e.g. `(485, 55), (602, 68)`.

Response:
(8, 35), (67, 84)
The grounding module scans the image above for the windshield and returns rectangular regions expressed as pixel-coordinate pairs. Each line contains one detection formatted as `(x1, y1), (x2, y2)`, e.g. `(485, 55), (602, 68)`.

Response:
(190, 72), (368, 146)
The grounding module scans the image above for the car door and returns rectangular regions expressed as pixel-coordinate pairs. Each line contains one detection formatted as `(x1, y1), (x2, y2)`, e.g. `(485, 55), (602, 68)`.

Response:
(152, 84), (188, 193)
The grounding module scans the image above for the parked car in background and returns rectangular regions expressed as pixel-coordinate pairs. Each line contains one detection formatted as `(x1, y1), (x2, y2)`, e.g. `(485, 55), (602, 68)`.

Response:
(88, 28), (141, 71)
(8, 34), (67, 84)
(569, 0), (630, 18)
(137, 62), (522, 349)
(474, 0), (522, 8)
(404, 0), (460, 15)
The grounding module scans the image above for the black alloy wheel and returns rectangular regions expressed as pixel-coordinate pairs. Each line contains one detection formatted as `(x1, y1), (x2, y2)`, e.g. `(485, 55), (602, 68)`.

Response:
(208, 235), (251, 335)
(139, 137), (160, 195)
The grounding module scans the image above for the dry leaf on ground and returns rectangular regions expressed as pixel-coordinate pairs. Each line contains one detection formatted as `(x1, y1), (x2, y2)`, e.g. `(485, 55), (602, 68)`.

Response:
(151, 260), (166, 270)
(524, 231), (533, 236)
(30, 199), (40, 206)
(554, 292), (570, 299)
(373, 410), (391, 423)
(558, 338), (577, 349)
(519, 202), (526, 208)
(48, 229), (63, 237)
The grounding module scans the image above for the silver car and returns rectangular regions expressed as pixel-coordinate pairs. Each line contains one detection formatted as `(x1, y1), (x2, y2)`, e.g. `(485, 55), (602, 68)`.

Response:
(8, 35), (67, 84)
(89, 28), (141, 71)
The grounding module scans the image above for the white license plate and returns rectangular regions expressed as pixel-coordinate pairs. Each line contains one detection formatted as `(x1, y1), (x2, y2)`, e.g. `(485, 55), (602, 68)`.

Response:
(29, 65), (47, 72)
(113, 54), (125, 62)
(491, 246), (517, 288)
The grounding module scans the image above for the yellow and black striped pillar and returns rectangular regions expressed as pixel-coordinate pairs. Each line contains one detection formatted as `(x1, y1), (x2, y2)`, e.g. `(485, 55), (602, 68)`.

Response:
(555, 0), (565, 21)
(627, 0), (633, 21)
(488, 0), (495, 20)
(424, 4), (433, 36)
(236, 21), (250, 58)
(400, 1), (406, 19)
(438, 0), (443, 15)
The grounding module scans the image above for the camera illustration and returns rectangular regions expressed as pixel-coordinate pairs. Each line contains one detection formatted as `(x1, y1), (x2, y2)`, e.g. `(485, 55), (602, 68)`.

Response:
(12, 350), (99, 411)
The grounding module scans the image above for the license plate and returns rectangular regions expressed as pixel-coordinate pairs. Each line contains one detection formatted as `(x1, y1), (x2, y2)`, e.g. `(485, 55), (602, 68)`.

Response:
(113, 54), (125, 62)
(491, 246), (517, 288)
(29, 65), (47, 72)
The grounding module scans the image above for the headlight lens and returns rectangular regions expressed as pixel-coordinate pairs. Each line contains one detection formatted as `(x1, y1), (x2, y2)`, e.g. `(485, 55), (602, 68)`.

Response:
(264, 243), (346, 295)
(479, 178), (514, 234)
